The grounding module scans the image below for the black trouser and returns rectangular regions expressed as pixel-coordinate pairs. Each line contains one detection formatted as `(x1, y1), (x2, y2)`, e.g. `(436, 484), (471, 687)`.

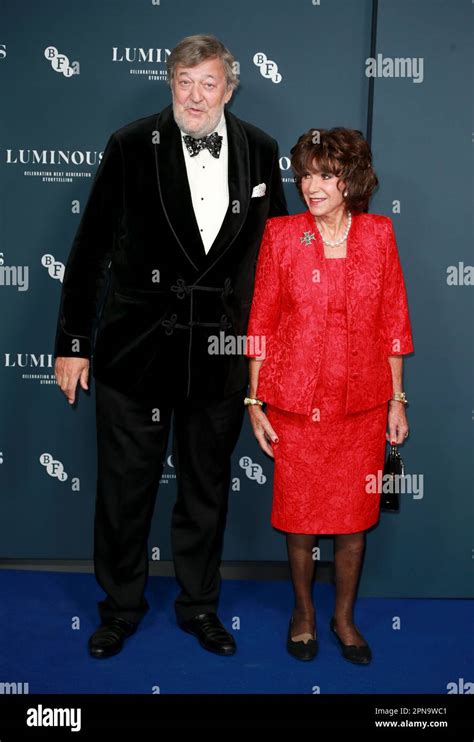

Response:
(93, 377), (246, 624)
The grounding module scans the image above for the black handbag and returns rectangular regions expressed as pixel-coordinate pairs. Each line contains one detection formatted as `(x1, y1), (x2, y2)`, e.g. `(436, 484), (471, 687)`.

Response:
(381, 443), (404, 512)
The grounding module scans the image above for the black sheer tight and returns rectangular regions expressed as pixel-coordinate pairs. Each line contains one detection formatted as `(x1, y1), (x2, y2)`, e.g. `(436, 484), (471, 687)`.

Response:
(286, 531), (368, 646)
(286, 533), (317, 639)
(333, 531), (368, 646)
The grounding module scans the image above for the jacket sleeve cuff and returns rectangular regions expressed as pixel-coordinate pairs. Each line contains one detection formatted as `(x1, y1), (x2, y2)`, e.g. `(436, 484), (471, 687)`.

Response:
(54, 322), (92, 359)
(385, 333), (414, 356)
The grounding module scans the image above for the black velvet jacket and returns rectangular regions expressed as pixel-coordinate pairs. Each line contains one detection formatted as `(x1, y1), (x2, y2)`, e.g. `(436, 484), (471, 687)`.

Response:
(54, 103), (288, 399)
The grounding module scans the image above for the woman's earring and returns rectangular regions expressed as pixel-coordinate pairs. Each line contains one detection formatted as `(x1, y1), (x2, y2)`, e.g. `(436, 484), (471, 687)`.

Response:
(343, 190), (348, 197)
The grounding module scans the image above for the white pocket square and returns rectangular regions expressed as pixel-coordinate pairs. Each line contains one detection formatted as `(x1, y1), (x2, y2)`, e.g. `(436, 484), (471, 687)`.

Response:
(251, 183), (267, 198)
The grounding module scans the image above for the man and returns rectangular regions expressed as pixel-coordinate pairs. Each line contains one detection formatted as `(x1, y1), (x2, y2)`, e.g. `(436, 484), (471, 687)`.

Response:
(54, 34), (288, 658)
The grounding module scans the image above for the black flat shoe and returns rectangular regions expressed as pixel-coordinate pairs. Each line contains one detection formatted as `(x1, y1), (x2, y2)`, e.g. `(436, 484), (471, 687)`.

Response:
(329, 617), (372, 664)
(287, 616), (318, 661)
(178, 612), (236, 656)
(88, 617), (138, 659)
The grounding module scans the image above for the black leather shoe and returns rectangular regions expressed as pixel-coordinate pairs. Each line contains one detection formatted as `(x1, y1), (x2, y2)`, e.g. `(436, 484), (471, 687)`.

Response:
(330, 617), (372, 664)
(88, 618), (138, 659)
(286, 616), (318, 661)
(178, 612), (236, 656)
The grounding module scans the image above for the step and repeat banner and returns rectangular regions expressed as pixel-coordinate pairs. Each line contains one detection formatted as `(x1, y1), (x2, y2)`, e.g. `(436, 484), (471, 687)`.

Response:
(0, 0), (471, 597)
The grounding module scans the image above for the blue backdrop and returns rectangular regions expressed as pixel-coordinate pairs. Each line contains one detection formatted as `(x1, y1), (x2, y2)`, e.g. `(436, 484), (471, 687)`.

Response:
(0, 0), (472, 597)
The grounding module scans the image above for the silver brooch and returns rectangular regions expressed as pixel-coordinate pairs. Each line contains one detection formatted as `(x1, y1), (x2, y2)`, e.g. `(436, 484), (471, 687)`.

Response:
(300, 231), (316, 246)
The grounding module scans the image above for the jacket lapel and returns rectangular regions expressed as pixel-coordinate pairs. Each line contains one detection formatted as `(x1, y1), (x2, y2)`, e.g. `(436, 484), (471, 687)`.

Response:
(153, 105), (206, 271)
(344, 211), (362, 320)
(153, 104), (250, 276)
(200, 107), (250, 273)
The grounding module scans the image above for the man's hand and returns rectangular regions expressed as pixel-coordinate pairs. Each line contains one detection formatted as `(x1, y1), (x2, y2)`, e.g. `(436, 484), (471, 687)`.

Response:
(55, 357), (90, 405)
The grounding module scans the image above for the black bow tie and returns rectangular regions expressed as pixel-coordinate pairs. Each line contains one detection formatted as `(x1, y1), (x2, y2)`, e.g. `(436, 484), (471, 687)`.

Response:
(183, 131), (223, 158)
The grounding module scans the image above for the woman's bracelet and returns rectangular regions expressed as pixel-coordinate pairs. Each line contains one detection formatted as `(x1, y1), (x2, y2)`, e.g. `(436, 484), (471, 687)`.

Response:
(244, 396), (264, 407)
(390, 392), (408, 405)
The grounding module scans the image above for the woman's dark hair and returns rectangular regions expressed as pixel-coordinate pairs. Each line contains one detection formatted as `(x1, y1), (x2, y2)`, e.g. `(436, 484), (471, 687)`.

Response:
(290, 127), (379, 212)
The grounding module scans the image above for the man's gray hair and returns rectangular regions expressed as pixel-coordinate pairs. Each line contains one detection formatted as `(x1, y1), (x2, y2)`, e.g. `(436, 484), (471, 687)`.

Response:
(167, 34), (239, 91)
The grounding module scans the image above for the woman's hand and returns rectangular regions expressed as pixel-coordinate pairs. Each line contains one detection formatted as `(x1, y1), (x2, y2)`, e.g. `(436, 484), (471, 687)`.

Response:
(386, 400), (409, 444)
(247, 405), (279, 458)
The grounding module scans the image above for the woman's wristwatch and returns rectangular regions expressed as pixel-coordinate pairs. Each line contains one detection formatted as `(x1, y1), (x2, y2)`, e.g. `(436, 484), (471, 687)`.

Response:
(390, 392), (408, 406)
(244, 396), (264, 407)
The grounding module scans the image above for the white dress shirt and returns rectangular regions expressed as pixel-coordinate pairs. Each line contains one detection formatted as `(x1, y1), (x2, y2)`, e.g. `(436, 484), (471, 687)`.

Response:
(179, 111), (229, 254)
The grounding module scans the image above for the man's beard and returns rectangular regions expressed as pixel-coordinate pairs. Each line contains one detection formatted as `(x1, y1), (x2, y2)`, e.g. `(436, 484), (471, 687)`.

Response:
(172, 102), (223, 139)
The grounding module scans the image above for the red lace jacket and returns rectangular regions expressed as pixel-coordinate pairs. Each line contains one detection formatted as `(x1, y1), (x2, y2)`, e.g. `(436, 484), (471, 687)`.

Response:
(245, 210), (414, 415)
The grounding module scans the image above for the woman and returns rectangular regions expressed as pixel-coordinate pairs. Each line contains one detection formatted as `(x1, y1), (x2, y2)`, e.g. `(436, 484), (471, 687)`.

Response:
(244, 128), (413, 663)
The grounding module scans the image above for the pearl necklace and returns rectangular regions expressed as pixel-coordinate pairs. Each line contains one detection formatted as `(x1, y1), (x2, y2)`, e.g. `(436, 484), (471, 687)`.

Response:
(316, 210), (352, 247)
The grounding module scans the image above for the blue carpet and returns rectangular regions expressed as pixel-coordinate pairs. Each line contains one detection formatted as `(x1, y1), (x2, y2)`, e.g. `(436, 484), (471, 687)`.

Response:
(0, 570), (471, 694)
